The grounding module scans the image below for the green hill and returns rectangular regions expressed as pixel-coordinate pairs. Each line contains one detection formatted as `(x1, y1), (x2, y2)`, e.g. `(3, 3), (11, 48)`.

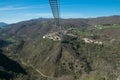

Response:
(0, 22), (8, 27)
(0, 16), (120, 80)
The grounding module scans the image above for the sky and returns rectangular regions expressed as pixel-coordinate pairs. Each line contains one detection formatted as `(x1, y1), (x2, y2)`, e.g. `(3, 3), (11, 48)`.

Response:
(0, 0), (120, 23)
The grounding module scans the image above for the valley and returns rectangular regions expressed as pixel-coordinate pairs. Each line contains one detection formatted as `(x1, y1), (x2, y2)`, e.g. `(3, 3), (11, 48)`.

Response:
(0, 16), (120, 80)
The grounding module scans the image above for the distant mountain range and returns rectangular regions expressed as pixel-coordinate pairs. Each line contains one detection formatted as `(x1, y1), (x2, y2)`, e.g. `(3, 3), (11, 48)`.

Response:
(0, 22), (8, 27)
(0, 15), (120, 39)
(0, 15), (120, 80)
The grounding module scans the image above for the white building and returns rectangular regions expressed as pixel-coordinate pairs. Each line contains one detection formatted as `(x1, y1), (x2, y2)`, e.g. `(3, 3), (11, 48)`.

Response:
(43, 32), (61, 41)
(83, 38), (103, 45)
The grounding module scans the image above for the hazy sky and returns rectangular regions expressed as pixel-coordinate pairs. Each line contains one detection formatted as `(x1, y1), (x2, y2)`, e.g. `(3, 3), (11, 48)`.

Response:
(0, 0), (120, 23)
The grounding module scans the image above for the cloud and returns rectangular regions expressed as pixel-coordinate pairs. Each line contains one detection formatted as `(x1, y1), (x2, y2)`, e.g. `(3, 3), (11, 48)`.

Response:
(0, 5), (49, 11)
(24, 13), (52, 17)
(0, 12), (83, 23)
(0, 12), (53, 23)
(61, 13), (84, 18)
(0, 6), (31, 11)
(24, 12), (83, 18)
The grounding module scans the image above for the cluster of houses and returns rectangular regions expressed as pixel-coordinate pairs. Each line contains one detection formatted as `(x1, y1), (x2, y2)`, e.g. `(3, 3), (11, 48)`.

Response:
(42, 30), (103, 45)
(83, 38), (103, 45)
(43, 32), (61, 41)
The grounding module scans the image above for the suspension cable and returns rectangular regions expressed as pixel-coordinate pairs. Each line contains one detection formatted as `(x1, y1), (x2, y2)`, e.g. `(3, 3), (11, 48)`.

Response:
(49, 0), (63, 39)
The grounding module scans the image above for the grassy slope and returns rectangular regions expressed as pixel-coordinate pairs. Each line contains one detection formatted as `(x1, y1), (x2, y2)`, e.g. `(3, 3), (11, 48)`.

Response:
(96, 25), (120, 29)
(5, 35), (119, 80)
(0, 21), (120, 80)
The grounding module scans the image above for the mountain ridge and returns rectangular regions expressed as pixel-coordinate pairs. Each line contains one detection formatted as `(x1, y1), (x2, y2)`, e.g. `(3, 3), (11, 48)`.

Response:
(0, 22), (8, 27)
(0, 15), (120, 40)
(0, 15), (120, 80)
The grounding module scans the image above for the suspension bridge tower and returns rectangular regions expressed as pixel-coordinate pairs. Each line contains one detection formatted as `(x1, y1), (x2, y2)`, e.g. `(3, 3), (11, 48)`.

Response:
(49, 0), (63, 39)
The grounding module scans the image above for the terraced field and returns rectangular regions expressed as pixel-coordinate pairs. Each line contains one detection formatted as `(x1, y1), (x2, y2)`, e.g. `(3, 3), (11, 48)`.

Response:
(96, 25), (120, 29)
